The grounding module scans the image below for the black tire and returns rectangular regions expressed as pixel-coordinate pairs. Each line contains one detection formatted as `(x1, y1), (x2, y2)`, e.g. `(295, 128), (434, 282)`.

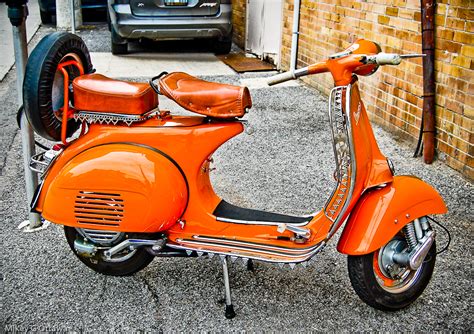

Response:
(348, 239), (436, 311)
(64, 226), (155, 276)
(106, 8), (111, 31)
(111, 27), (128, 55)
(40, 9), (52, 24)
(23, 32), (93, 141)
(214, 33), (232, 55)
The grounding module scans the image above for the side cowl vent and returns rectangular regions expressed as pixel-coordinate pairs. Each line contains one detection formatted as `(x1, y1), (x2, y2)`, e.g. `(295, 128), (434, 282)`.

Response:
(74, 191), (124, 227)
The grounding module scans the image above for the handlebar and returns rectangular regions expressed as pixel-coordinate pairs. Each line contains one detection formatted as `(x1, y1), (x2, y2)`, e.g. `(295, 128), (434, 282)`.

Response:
(267, 53), (424, 86)
(267, 67), (310, 86)
(363, 53), (424, 65)
(267, 71), (297, 86)
(368, 53), (402, 65)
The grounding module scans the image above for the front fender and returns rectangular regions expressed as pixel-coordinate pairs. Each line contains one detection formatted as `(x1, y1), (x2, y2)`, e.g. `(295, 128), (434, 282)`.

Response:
(337, 175), (447, 255)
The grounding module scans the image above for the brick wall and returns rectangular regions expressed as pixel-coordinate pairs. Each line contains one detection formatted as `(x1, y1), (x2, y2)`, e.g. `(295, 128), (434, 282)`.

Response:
(280, 0), (473, 179)
(231, 0), (246, 49)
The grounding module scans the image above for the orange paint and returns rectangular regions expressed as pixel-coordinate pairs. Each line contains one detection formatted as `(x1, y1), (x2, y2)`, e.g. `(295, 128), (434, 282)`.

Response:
(42, 143), (188, 232)
(56, 59), (84, 145)
(337, 176), (447, 255)
(34, 39), (447, 259)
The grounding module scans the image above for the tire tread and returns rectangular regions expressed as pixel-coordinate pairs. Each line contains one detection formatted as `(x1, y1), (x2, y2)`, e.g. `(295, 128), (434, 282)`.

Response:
(347, 241), (436, 311)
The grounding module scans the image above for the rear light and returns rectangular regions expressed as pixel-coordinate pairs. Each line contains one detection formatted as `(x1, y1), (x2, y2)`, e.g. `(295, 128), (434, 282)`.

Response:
(52, 144), (64, 151)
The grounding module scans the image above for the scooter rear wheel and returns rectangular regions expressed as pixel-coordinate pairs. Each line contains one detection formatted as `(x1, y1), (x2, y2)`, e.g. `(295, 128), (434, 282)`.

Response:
(64, 226), (155, 276)
(347, 235), (436, 311)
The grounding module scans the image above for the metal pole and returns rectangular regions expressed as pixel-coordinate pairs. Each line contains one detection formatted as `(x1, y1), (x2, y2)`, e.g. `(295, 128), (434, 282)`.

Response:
(420, 0), (436, 164)
(289, 0), (301, 72)
(70, 0), (76, 34)
(7, 0), (42, 229)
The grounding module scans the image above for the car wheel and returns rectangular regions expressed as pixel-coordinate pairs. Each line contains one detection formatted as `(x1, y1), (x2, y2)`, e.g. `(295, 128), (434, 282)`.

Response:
(40, 9), (53, 24)
(214, 33), (232, 55)
(106, 9), (111, 31)
(111, 27), (128, 55)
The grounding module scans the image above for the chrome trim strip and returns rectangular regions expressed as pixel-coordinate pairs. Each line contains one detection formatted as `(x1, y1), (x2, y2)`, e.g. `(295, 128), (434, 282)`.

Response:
(176, 238), (320, 258)
(167, 241), (326, 264)
(74, 108), (158, 125)
(192, 235), (321, 254)
(215, 216), (310, 227)
(176, 239), (311, 258)
(324, 86), (346, 215)
(327, 84), (357, 238)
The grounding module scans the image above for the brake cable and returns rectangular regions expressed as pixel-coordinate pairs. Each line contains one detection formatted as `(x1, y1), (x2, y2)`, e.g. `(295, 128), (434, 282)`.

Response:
(427, 216), (451, 255)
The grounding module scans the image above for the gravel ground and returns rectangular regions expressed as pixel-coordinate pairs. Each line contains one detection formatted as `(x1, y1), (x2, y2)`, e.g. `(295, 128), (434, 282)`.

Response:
(0, 25), (472, 332)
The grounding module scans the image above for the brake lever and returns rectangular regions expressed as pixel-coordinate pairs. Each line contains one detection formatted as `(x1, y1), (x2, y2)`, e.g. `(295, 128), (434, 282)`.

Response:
(400, 54), (426, 59)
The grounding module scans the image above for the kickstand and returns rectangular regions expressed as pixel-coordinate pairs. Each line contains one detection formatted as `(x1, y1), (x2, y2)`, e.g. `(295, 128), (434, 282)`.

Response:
(246, 259), (254, 271)
(222, 257), (236, 319)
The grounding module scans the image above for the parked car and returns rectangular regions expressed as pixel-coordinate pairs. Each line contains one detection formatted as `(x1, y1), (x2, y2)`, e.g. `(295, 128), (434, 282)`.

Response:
(107, 0), (232, 55)
(39, 0), (107, 24)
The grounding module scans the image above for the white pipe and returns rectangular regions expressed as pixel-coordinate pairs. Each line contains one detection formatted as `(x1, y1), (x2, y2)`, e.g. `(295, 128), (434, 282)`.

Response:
(70, 0), (76, 34)
(290, 0), (301, 72)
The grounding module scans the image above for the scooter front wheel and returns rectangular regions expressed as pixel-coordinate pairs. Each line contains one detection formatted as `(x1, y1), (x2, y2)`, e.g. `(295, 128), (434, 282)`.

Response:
(347, 235), (436, 311)
(64, 226), (155, 276)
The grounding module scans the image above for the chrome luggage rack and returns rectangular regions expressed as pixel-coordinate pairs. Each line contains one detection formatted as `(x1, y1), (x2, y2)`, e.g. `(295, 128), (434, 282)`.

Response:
(29, 149), (60, 178)
(73, 108), (158, 126)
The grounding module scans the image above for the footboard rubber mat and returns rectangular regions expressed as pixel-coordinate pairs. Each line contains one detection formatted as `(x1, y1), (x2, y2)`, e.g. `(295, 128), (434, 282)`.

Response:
(213, 200), (310, 224)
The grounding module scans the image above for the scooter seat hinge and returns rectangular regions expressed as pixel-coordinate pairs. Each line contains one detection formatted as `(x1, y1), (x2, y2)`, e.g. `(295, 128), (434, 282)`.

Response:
(277, 223), (311, 240)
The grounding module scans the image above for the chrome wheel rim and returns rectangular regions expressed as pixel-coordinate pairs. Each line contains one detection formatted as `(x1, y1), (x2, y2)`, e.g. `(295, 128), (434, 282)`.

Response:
(374, 238), (423, 294)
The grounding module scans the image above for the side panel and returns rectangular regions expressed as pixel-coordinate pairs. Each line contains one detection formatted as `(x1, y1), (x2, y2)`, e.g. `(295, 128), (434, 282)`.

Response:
(337, 175), (447, 255)
(35, 116), (244, 234)
(42, 144), (188, 232)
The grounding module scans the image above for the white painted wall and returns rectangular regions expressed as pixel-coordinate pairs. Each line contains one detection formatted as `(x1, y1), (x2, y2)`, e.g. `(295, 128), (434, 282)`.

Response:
(246, 0), (283, 65)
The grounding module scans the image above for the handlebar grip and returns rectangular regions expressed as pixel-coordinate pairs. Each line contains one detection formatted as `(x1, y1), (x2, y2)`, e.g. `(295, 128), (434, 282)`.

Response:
(375, 53), (402, 65)
(267, 71), (296, 86)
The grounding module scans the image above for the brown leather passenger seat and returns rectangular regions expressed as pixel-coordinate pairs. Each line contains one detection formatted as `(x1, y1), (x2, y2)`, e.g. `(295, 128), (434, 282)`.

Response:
(159, 72), (252, 118)
(73, 74), (158, 115)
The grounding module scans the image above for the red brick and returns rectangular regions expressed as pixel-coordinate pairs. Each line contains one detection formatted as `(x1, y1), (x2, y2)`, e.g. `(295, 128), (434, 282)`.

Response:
(386, 7), (399, 17)
(278, 0), (473, 178)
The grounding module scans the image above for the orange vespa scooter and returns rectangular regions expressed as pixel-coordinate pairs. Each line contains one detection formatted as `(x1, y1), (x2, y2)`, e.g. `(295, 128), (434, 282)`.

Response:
(24, 33), (447, 318)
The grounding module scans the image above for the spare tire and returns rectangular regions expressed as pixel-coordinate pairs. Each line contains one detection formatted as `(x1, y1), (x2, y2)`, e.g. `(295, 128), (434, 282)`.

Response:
(23, 32), (93, 141)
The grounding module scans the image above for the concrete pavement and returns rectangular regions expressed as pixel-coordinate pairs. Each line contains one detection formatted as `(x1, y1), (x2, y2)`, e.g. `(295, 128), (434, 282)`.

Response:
(0, 0), (41, 81)
(0, 24), (472, 332)
(90, 52), (235, 77)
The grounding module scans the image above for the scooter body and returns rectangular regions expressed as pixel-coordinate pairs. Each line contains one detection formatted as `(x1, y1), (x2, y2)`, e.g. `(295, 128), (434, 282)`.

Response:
(25, 33), (447, 316)
(33, 81), (445, 259)
(35, 116), (241, 234)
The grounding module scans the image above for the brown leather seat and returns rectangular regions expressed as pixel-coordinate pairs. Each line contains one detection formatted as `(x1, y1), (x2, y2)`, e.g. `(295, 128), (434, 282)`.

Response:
(159, 72), (252, 118)
(73, 74), (158, 115)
